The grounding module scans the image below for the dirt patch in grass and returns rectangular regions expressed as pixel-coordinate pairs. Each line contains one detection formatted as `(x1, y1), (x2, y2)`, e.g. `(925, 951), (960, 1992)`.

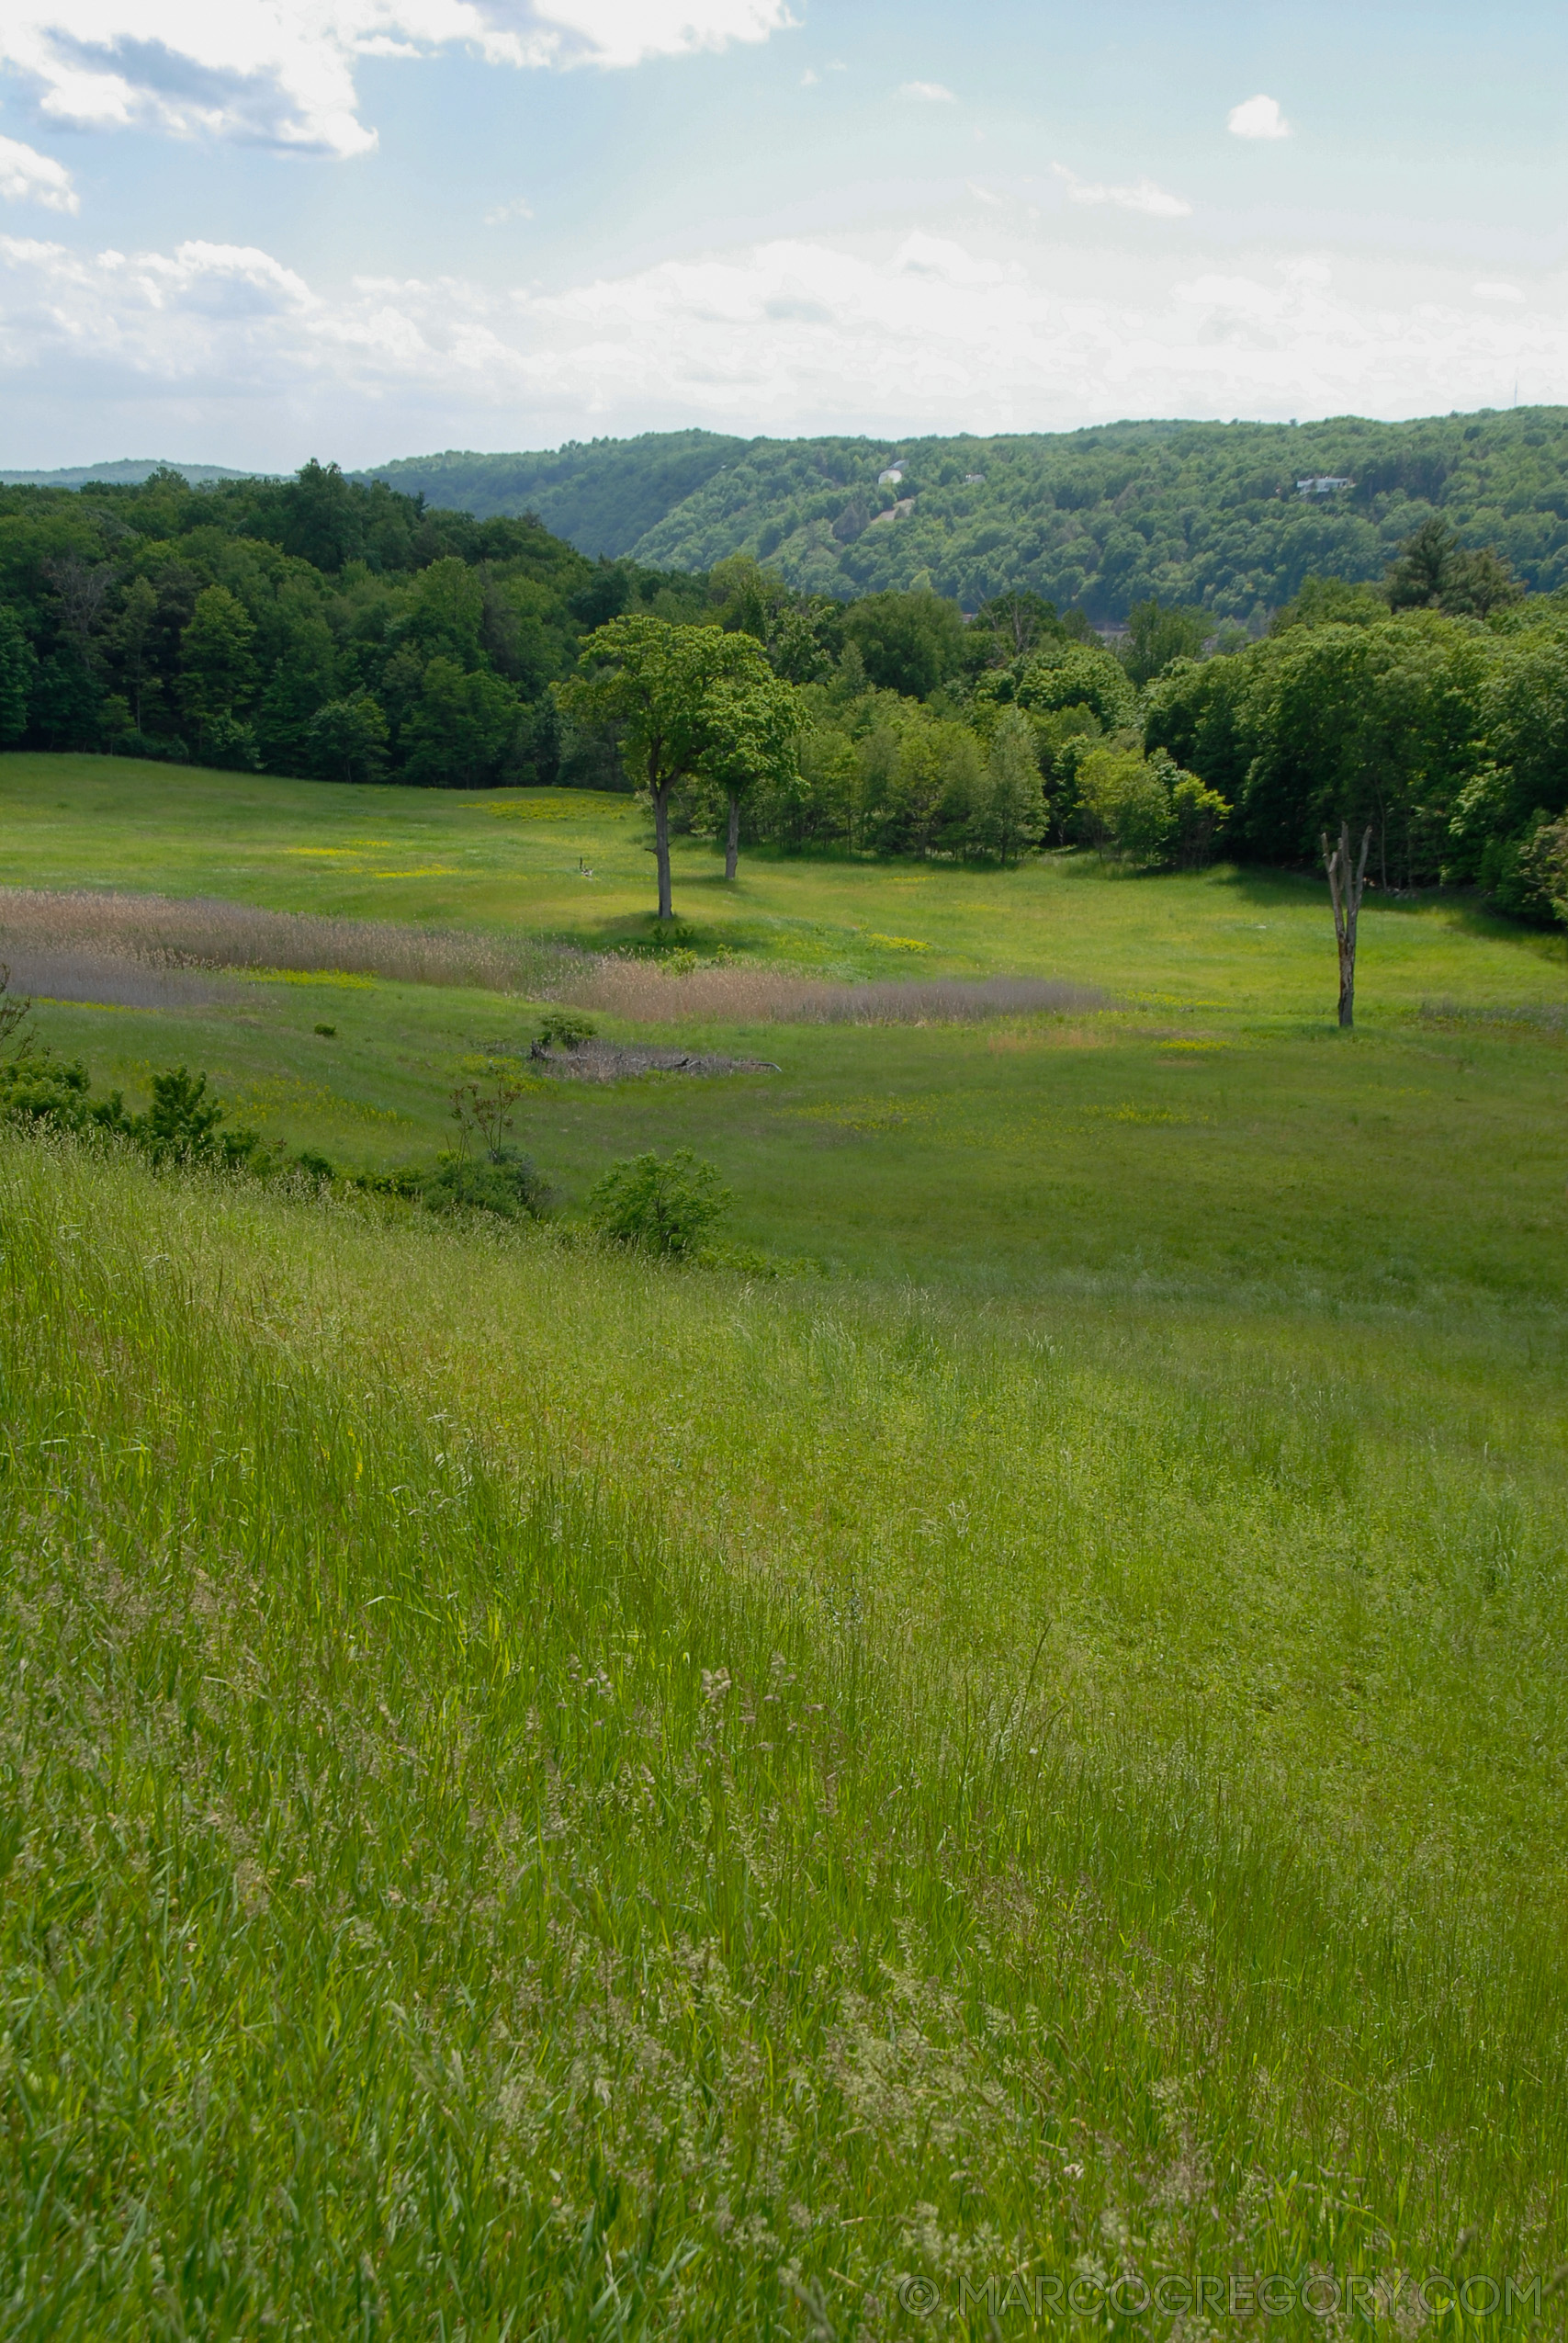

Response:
(505, 1040), (782, 1083)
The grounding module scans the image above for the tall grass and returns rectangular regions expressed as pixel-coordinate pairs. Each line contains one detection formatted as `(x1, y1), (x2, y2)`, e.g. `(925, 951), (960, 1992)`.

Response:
(0, 886), (585, 994)
(1, 1136), (1562, 2337)
(570, 964), (1106, 1025)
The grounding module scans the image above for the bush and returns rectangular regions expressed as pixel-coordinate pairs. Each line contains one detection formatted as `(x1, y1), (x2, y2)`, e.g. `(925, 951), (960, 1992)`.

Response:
(586, 1148), (730, 1258)
(420, 1148), (550, 1222)
(130, 1066), (262, 1168)
(536, 1009), (596, 1052)
(0, 1054), (123, 1137)
(0, 1054), (268, 1169)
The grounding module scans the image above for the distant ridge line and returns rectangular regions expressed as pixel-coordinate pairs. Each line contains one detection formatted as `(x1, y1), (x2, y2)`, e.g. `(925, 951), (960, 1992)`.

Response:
(0, 459), (269, 489)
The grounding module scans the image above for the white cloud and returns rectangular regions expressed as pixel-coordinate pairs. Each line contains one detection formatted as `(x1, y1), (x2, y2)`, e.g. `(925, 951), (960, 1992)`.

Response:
(1227, 94), (1291, 141)
(1473, 279), (1523, 302)
(484, 196), (535, 225)
(0, 2), (797, 161)
(966, 180), (1004, 208)
(0, 133), (79, 211)
(4, 223), (1562, 466)
(897, 81), (955, 103)
(1053, 162), (1191, 219)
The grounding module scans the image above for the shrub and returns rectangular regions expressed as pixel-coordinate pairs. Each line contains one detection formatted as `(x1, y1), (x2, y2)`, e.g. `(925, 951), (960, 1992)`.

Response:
(130, 1066), (261, 1167)
(0, 1054), (123, 1137)
(0, 1054), (269, 1170)
(536, 1008), (596, 1052)
(420, 1148), (550, 1222)
(586, 1148), (730, 1258)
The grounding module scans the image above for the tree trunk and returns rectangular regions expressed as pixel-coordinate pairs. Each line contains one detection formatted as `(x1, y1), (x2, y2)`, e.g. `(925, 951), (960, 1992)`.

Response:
(652, 783), (673, 920)
(1323, 821), (1372, 1028)
(725, 790), (740, 881)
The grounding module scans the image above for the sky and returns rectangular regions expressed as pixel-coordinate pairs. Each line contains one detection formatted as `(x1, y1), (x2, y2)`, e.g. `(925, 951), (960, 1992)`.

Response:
(0, 0), (1565, 470)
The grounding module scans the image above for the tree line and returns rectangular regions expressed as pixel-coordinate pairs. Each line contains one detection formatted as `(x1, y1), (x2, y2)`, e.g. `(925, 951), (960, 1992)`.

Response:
(1, 463), (1566, 929)
(0, 460), (710, 790)
(566, 521), (1566, 929)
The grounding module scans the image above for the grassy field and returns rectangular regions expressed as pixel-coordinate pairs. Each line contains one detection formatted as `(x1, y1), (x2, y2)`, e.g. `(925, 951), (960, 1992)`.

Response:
(3, 753), (1568, 2335)
(6, 750), (1566, 1002)
(4, 753), (1567, 1303)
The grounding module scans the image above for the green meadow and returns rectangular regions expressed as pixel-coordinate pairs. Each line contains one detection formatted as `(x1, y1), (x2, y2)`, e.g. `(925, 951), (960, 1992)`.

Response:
(3, 753), (1568, 2336)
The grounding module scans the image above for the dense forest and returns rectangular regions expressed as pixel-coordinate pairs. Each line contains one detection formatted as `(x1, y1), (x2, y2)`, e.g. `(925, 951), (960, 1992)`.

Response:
(366, 408), (1568, 625)
(2, 458), (1566, 925)
(0, 461), (710, 791)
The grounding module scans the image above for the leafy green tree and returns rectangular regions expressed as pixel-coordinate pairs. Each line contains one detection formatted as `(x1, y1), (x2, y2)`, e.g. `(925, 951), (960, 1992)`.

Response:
(1269, 574), (1388, 632)
(1122, 599), (1211, 687)
(1077, 744), (1173, 866)
(1386, 516), (1523, 619)
(840, 590), (964, 698)
(557, 617), (791, 916)
(1014, 642), (1137, 733)
(700, 666), (803, 878)
(0, 606), (37, 743)
(400, 658), (521, 789)
(970, 706), (1044, 864)
(109, 576), (161, 734)
(276, 458), (367, 572)
(1168, 768), (1233, 869)
(307, 692), (390, 784)
(1142, 654), (1252, 811)
(405, 557), (486, 663)
(962, 590), (1080, 673)
(178, 584), (257, 755)
(587, 1148), (729, 1258)
(1519, 814), (1568, 930)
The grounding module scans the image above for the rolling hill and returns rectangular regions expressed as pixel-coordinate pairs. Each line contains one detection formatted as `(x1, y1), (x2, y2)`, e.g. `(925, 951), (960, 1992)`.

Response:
(364, 407), (1568, 623)
(0, 458), (265, 489)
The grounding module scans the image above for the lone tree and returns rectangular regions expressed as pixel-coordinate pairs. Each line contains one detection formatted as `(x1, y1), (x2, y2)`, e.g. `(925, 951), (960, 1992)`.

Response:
(703, 668), (802, 880)
(1323, 821), (1372, 1028)
(557, 617), (798, 917)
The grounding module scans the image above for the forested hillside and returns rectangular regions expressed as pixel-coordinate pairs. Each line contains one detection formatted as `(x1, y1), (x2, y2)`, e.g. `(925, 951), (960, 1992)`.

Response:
(366, 432), (745, 557)
(367, 408), (1568, 623)
(0, 460), (707, 789)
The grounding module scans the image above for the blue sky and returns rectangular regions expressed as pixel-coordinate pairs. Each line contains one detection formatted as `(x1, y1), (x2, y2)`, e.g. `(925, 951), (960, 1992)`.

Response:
(0, 0), (1564, 469)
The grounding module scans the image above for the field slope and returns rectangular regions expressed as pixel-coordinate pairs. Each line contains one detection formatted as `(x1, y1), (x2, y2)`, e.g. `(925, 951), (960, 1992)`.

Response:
(2, 754), (1567, 2335)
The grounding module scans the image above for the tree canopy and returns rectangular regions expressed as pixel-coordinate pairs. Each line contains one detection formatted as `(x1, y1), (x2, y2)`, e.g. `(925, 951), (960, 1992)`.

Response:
(556, 617), (797, 915)
(360, 407), (1568, 624)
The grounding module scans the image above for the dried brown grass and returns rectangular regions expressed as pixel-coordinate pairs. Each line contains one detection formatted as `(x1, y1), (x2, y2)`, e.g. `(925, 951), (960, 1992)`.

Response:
(0, 888), (587, 996)
(0, 942), (242, 1012)
(568, 961), (1107, 1026)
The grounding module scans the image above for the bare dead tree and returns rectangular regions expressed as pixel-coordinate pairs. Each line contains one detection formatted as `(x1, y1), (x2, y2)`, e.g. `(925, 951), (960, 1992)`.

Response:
(1322, 821), (1372, 1029)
